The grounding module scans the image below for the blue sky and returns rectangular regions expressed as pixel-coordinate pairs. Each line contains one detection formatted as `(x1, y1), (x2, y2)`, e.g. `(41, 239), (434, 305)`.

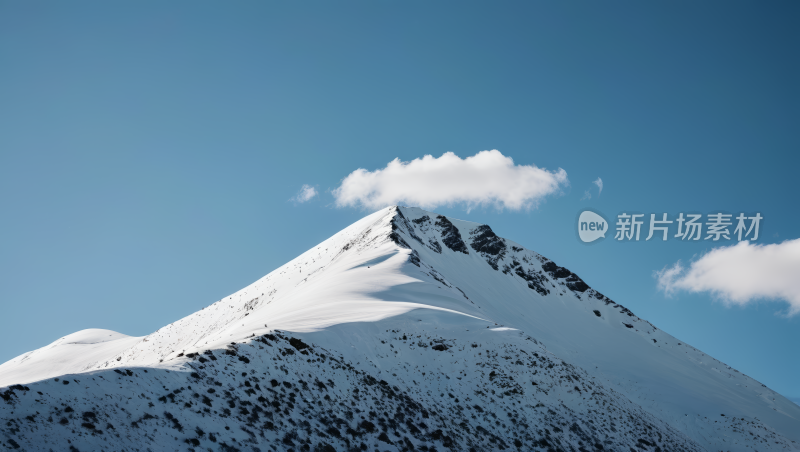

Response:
(1, 2), (798, 402)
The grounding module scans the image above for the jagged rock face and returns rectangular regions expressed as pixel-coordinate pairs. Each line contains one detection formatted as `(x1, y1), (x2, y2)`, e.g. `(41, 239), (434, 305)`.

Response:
(469, 225), (506, 257)
(390, 209), (607, 305)
(2, 205), (799, 452)
(410, 216), (442, 254)
(541, 262), (589, 293)
(510, 264), (550, 296)
(433, 216), (469, 254)
(391, 208), (424, 250)
(468, 225), (507, 271)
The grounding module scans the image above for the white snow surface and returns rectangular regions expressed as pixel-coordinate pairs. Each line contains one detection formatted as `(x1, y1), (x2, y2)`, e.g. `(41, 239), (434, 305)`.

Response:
(0, 329), (142, 389)
(1, 206), (798, 451)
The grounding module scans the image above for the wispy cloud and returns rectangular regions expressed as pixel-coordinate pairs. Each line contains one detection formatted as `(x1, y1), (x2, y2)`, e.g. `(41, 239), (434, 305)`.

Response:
(292, 184), (318, 203)
(332, 150), (568, 211)
(581, 177), (603, 201)
(655, 238), (800, 316)
(593, 177), (603, 195)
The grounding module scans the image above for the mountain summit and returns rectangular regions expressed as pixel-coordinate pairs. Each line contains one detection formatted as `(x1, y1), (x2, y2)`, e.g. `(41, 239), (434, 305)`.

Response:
(1, 206), (798, 451)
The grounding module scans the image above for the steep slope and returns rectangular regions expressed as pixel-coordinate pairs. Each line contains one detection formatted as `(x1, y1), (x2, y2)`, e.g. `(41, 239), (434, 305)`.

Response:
(1, 206), (798, 452)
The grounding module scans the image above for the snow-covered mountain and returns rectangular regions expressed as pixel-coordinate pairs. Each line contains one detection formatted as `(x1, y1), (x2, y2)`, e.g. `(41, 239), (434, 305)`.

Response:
(1, 206), (798, 452)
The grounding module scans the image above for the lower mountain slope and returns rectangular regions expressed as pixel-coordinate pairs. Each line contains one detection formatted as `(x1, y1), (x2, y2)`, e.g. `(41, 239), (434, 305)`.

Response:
(1, 315), (708, 452)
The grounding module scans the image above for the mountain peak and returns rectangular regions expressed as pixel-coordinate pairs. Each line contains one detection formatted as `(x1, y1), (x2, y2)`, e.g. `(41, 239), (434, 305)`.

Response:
(2, 206), (799, 451)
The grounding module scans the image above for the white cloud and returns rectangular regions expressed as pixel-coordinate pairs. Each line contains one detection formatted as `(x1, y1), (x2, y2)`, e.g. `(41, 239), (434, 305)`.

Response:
(581, 177), (602, 201)
(655, 238), (800, 316)
(292, 184), (318, 203)
(332, 150), (568, 211)
(592, 177), (603, 195)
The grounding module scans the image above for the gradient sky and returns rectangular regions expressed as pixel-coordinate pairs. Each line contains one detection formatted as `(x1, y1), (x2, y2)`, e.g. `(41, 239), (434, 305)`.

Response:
(1, 2), (798, 402)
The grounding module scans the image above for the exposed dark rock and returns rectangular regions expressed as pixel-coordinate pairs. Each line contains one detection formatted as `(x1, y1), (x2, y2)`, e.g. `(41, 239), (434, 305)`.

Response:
(391, 208), (424, 246)
(617, 305), (635, 317)
(389, 232), (411, 250)
(469, 225), (507, 270)
(409, 250), (421, 267)
(514, 266), (550, 296)
(470, 225), (506, 256)
(1, 390), (15, 403)
(542, 261), (589, 292)
(435, 216), (469, 254)
(289, 338), (309, 351)
(542, 262), (572, 279)
(428, 269), (449, 287)
(427, 239), (442, 254)
(565, 274), (589, 292)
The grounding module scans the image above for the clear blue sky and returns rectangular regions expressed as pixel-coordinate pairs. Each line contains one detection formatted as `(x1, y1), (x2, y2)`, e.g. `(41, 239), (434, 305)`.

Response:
(1, 2), (797, 401)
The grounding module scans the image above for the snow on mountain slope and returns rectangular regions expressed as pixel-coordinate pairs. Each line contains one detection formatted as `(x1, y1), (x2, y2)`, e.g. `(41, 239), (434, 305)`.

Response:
(0, 330), (142, 390)
(0, 207), (469, 389)
(1, 206), (798, 452)
(0, 316), (709, 452)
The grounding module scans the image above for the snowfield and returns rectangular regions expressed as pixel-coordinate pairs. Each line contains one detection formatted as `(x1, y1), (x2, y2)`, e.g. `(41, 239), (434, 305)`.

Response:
(1, 206), (798, 452)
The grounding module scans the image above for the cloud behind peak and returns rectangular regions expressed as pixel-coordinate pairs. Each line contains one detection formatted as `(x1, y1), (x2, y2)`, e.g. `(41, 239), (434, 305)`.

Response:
(332, 150), (568, 211)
